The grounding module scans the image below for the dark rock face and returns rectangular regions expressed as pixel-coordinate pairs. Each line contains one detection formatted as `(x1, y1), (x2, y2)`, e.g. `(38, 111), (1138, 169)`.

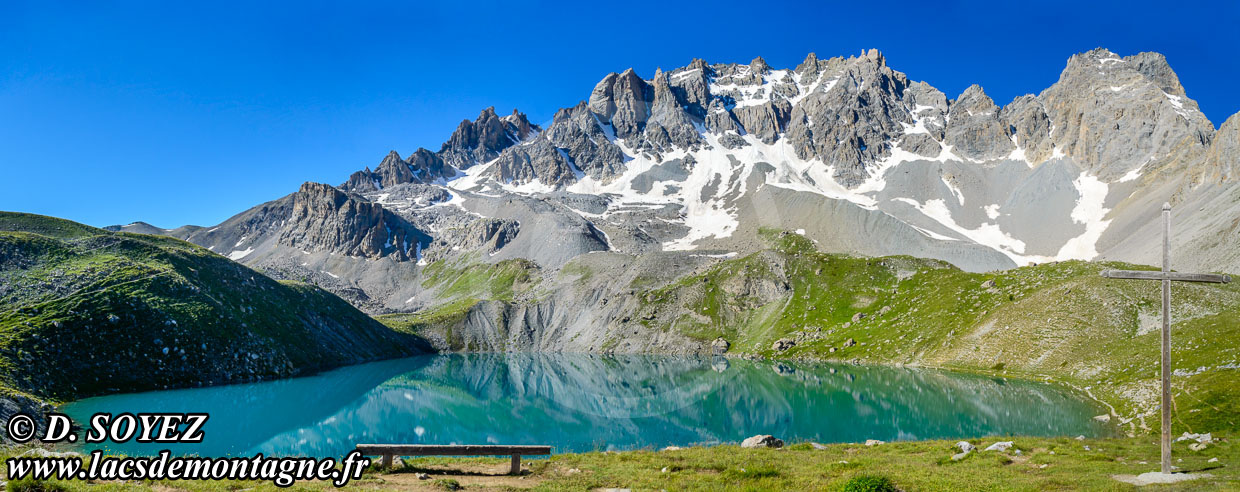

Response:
(785, 49), (914, 186)
(490, 138), (579, 188)
(1000, 96), (1055, 163)
(589, 69), (653, 140)
(544, 103), (628, 182)
(279, 182), (430, 261)
(341, 149), (455, 192)
(1038, 48), (1215, 180)
(945, 85), (1014, 161)
(439, 107), (539, 170)
(1205, 113), (1240, 183)
(457, 218), (520, 255)
(641, 69), (703, 154)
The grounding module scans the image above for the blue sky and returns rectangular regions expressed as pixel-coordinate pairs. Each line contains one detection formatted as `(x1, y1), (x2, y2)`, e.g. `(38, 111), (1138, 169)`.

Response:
(2, 0), (1238, 228)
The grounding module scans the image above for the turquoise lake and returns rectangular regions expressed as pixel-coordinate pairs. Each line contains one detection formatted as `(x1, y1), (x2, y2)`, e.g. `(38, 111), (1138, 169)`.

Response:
(62, 354), (1112, 458)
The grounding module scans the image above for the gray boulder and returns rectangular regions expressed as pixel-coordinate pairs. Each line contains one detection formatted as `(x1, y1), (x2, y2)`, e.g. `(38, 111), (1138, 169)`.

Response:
(772, 338), (795, 351)
(740, 435), (784, 448)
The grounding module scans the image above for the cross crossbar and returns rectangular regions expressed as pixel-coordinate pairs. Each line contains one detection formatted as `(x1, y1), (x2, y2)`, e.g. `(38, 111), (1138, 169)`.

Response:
(1100, 269), (1231, 283)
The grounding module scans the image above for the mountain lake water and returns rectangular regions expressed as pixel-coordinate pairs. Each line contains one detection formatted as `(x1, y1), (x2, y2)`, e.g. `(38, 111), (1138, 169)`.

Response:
(63, 353), (1113, 458)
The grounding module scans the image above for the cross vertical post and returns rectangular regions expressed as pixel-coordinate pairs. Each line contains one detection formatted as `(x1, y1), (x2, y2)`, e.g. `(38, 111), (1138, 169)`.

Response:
(1160, 202), (1171, 474)
(1099, 203), (1231, 476)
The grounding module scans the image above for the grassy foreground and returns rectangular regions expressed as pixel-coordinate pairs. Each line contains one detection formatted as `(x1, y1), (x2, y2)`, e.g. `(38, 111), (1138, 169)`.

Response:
(5, 434), (1235, 491)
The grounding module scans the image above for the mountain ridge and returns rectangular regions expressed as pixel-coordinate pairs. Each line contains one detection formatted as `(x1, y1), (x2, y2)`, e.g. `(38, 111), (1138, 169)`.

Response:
(115, 48), (1239, 321)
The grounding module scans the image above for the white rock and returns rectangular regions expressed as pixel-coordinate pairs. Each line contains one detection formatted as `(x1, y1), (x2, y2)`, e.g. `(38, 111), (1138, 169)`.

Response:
(1093, 414), (1112, 422)
(1208, 458), (1219, 463)
(984, 441), (1013, 452)
(19, 449), (81, 458)
(955, 441), (975, 453)
(1112, 472), (1211, 486)
(1175, 432), (1213, 443)
(865, 439), (885, 446)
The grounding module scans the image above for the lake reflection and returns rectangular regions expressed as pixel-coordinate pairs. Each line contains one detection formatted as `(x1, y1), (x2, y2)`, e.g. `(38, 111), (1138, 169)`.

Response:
(63, 353), (1111, 458)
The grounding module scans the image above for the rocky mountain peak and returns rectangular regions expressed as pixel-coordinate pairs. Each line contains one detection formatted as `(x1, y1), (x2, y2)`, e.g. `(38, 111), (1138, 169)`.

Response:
(1127, 51), (1185, 96)
(1041, 47), (1213, 179)
(380, 150), (404, 167)
(439, 106), (524, 170)
(946, 84), (1013, 160)
(590, 68), (653, 139)
(749, 56), (771, 73)
(858, 48), (885, 66)
(280, 182), (428, 261)
(795, 52), (820, 74)
(342, 149), (439, 193)
(502, 109), (536, 141)
(953, 84), (994, 109)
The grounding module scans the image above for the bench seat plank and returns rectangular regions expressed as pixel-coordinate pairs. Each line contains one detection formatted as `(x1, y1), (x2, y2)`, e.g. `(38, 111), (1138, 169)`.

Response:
(355, 444), (552, 456)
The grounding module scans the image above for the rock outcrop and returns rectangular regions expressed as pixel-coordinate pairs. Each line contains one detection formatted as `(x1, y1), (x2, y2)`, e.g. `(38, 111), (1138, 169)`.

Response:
(342, 149), (454, 192)
(279, 182), (430, 261)
(439, 107), (539, 170)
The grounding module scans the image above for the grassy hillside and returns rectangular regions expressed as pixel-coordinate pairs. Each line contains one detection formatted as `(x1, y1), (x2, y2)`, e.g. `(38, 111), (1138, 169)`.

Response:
(377, 256), (541, 349)
(630, 229), (1240, 436)
(0, 212), (429, 403)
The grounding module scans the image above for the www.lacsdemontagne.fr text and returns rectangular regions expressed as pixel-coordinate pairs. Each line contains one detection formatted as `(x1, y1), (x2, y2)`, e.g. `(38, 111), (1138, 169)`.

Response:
(7, 450), (371, 487)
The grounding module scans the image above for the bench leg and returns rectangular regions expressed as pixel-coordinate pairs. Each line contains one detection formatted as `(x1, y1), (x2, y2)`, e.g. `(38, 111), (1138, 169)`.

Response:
(510, 454), (521, 475)
(381, 454), (393, 470)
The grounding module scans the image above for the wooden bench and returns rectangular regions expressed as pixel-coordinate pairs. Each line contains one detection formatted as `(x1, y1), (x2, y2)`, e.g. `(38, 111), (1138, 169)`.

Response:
(355, 444), (552, 475)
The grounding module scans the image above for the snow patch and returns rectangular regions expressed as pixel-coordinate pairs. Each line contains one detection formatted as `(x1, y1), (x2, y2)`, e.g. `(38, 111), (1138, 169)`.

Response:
(1163, 91), (1192, 119)
(892, 198), (1043, 265)
(1054, 172), (1112, 260)
(228, 248), (254, 260)
(940, 175), (965, 206)
(1118, 167), (1143, 183)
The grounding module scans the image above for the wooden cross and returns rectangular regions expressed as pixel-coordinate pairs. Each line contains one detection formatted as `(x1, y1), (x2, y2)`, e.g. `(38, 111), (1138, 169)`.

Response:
(1100, 203), (1231, 474)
